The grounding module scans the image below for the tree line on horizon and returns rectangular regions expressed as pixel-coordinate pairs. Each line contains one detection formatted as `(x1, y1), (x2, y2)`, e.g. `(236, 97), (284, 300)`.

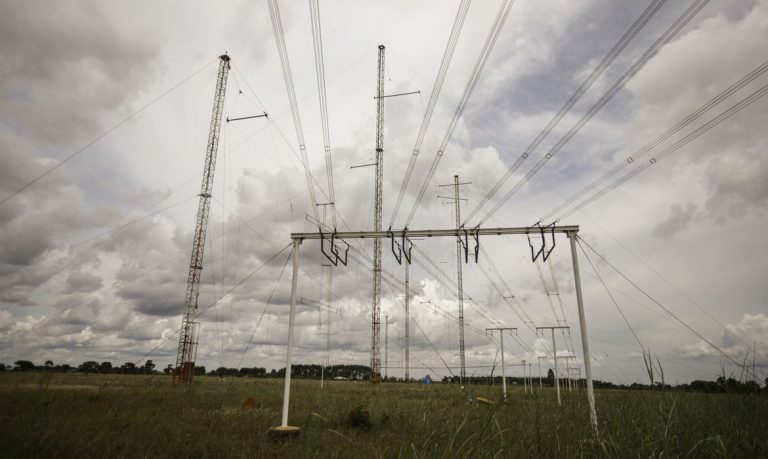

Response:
(4, 360), (765, 394)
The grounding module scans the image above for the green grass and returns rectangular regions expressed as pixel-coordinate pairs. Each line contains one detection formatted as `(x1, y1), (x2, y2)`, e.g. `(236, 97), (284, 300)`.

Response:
(0, 373), (765, 458)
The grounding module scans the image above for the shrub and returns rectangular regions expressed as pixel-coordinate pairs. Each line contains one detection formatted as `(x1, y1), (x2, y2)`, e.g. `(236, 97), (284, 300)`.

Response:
(347, 404), (372, 431)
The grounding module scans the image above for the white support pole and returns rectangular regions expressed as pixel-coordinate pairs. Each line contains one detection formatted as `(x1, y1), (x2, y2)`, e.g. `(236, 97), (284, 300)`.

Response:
(552, 328), (561, 406)
(404, 262), (410, 381)
(522, 360), (527, 394)
(529, 362), (533, 392)
(280, 240), (301, 427)
(568, 232), (599, 436)
(488, 327), (516, 398)
(384, 315), (389, 380)
(320, 265), (333, 390)
(538, 357), (543, 390)
(500, 330), (507, 398)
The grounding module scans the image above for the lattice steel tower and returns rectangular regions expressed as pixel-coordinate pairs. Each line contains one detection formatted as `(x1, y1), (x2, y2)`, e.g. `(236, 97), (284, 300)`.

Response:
(453, 175), (466, 383)
(370, 45), (385, 384)
(175, 54), (231, 384)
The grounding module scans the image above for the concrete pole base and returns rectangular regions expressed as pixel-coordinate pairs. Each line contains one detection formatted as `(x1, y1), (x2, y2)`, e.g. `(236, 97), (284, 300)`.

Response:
(268, 425), (301, 440)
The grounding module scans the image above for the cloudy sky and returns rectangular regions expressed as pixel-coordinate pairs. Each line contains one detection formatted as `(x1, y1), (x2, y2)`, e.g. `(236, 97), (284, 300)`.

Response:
(1, 0), (767, 385)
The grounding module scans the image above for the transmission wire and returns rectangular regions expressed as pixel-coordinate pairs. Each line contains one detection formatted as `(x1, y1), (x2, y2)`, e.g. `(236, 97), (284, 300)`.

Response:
(478, 244), (537, 328)
(231, 246), (293, 376)
(381, 272), (456, 377)
(579, 239), (646, 352)
(545, 59), (768, 221)
(134, 242), (293, 366)
(474, 0), (711, 225)
(309, 0), (337, 227)
(0, 56), (220, 208)
(389, 0), (472, 227)
(404, 0), (516, 226)
(0, 194), (196, 278)
(559, 81), (768, 219)
(577, 236), (757, 381)
(268, 0), (321, 223)
(463, 0), (668, 224)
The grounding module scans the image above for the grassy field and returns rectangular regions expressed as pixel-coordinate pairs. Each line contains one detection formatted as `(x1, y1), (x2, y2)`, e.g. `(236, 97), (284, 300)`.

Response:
(0, 373), (765, 458)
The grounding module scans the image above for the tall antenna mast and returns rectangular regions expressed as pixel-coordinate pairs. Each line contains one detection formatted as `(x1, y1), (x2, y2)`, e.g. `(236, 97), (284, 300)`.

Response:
(439, 174), (471, 384)
(454, 175), (465, 384)
(175, 54), (231, 384)
(370, 44), (385, 384)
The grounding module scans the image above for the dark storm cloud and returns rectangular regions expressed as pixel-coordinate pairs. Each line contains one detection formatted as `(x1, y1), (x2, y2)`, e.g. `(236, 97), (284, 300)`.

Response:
(0, 0), (164, 317)
(117, 282), (184, 317)
(0, 141), (94, 269)
(1, 0), (767, 384)
(465, 0), (661, 149)
(0, 0), (160, 145)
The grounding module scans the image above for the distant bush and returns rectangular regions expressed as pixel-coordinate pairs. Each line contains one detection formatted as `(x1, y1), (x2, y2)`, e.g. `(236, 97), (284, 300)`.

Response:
(347, 404), (372, 431)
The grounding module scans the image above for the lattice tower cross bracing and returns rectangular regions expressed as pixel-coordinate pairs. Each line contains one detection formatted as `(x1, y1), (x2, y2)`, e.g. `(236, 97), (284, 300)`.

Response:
(175, 55), (231, 384)
(439, 174), (471, 383)
(454, 175), (465, 382)
(370, 44), (385, 384)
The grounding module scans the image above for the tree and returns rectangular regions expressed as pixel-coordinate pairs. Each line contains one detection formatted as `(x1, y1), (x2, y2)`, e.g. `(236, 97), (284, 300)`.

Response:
(143, 360), (156, 373)
(44, 360), (54, 370)
(546, 368), (555, 385)
(121, 362), (137, 374)
(14, 360), (34, 371)
(99, 361), (113, 373)
(79, 361), (99, 373)
(164, 364), (173, 375)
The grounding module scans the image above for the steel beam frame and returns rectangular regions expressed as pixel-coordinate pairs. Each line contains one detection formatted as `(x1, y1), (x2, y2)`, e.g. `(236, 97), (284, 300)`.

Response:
(276, 224), (599, 437)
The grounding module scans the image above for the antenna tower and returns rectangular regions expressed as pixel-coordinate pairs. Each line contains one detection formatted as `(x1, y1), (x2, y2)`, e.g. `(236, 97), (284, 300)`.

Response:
(370, 45), (385, 384)
(439, 174), (471, 383)
(454, 175), (465, 383)
(175, 54), (231, 384)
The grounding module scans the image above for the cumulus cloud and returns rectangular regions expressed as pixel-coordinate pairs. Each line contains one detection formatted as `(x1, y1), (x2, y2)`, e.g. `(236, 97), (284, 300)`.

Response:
(704, 145), (768, 220)
(65, 271), (103, 293)
(680, 313), (768, 367)
(0, 0), (766, 385)
(652, 203), (699, 239)
(0, 0), (160, 144)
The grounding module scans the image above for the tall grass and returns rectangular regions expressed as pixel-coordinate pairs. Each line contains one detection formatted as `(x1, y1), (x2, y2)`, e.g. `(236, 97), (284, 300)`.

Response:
(0, 373), (765, 457)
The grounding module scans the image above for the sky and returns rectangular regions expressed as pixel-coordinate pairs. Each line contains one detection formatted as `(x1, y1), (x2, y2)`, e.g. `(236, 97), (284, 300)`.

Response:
(1, 0), (767, 386)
